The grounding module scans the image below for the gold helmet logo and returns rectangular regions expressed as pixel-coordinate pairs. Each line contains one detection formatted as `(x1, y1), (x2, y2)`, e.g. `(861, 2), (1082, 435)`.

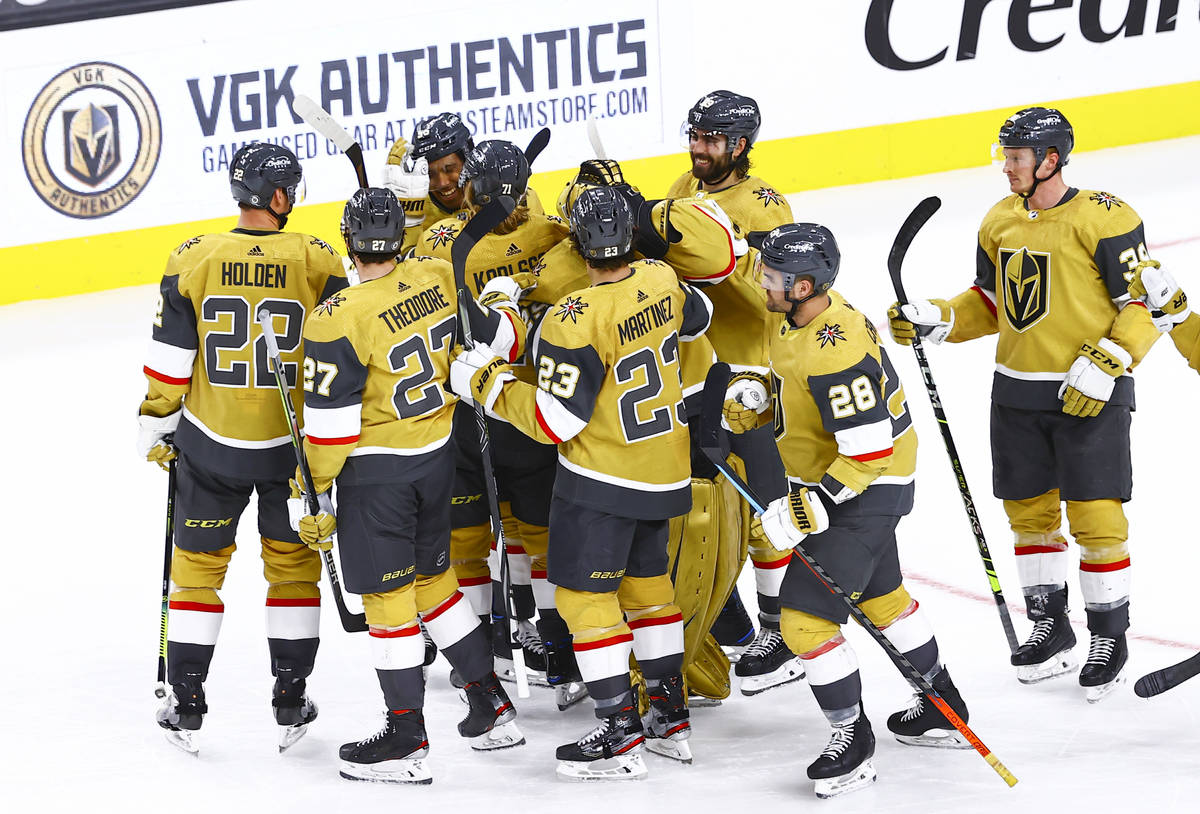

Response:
(64, 102), (119, 185)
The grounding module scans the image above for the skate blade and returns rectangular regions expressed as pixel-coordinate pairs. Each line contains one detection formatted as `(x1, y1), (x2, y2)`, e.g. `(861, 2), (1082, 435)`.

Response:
(894, 729), (971, 749)
(687, 694), (723, 708)
(279, 723), (309, 753)
(813, 758), (876, 799)
(1084, 668), (1128, 704)
(721, 645), (746, 664)
(340, 757), (433, 784)
(1016, 651), (1078, 684)
(469, 721), (526, 751)
(738, 658), (806, 696)
(555, 682), (589, 711)
(645, 736), (693, 764)
(556, 752), (647, 781)
(496, 658), (551, 688)
(163, 728), (199, 756)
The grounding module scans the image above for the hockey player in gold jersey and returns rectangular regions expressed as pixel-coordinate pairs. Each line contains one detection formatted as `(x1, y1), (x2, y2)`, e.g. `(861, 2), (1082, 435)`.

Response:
(889, 108), (1160, 701)
(1128, 259), (1197, 360)
(727, 223), (971, 798)
(290, 188), (522, 783)
(137, 143), (346, 753)
(450, 187), (714, 780)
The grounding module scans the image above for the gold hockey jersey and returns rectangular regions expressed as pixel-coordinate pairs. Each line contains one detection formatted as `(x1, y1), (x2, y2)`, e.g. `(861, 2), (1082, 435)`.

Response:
(402, 186), (545, 253)
(948, 189), (1159, 410)
(771, 291), (916, 516)
(140, 229), (347, 478)
(665, 173), (793, 235)
(489, 259), (713, 519)
(299, 256), (462, 491)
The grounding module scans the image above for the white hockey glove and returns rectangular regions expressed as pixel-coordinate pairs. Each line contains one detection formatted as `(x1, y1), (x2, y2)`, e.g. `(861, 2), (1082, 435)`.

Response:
(1058, 337), (1132, 418)
(450, 344), (514, 412)
(1129, 259), (1190, 332)
(887, 299), (954, 346)
(136, 411), (181, 470)
(380, 137), (429, 229)
(721, 372), (771, 434)
(754, 488), (829, 552)
(287, 477), (336, 551)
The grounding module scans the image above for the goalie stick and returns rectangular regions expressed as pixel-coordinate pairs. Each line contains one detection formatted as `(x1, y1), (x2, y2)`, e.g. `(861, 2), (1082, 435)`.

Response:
(1135, 651), (1200, 698)
(154, 455), (177, 700)
(887, 196), (1019, 656)
(586, 117), (607, 159)
(258, 308), (367, 633)
(292, 94), (369, 188)
(699, 362), (1018, 789)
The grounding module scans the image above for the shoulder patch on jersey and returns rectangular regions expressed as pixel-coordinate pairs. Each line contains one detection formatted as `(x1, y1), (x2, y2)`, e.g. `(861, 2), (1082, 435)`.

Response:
(545, 214), (567, 225)
(1089, 191), (1124, 211)
(428, 223), (458, 249)
(456, 211), (470, 222)
(310, 236), (336, 255)
(815, 323), (846, 348)
(530, 258), (546, 277)
(555, 295), (588, 324)
(753, 187), (784, 207)
(315, 292), (348, 317)
(175, 236), (202, 254)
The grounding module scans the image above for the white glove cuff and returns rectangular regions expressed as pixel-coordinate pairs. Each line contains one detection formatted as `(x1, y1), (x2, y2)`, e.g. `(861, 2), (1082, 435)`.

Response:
(726, 380), (769, 414)
(136, 411), (181, 456)
(1096, 337), (1133, 372)
(480, 275), (523, 304)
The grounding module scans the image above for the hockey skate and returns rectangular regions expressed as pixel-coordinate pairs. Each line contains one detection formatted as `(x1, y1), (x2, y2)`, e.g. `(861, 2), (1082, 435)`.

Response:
(808, 708), (876, 799)
(545, 638), (589, 710)
(339, 709), (433, 784)
(156, 677), (205, 755)
(459, 673), (525, 750)
(495, 620), (551, 687)
(556, 706), (647, 781)
(886, 668), (970, 749)
(420, 621), (437, 668)
(735, 628), (805, 696)
(1079, 633), (1128, 704)
(273, 678), (318, 752)
(642, 675), (692, 764)
(1011, 614), (1077, 684)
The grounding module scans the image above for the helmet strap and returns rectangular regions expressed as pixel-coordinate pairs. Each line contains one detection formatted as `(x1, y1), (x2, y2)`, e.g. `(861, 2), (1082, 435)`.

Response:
(1018, 148), (1063, 201)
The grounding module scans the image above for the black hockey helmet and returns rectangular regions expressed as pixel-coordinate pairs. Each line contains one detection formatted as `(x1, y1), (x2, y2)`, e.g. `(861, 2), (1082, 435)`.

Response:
(410, 112), (474, 163)
(570, 186), (634, 262)
(230, 143), (303, 209)
(459, 140), (530, 205)
(997, 107), (1074, 168)
(682, 90), (761, 154)
(756, 223), (841, 298)
(341, 187), (406, 255)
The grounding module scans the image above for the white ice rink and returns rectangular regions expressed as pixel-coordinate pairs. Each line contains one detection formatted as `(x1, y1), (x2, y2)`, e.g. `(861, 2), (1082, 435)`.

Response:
(3, 136), (1199, 812)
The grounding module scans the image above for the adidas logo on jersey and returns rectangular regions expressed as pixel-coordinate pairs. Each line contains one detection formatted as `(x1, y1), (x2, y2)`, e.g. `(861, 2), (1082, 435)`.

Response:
(247, 245), (265, 257)
(505, 243), (521, 257)
(637, 290), (649, 302)
(396, 281), (411, 293)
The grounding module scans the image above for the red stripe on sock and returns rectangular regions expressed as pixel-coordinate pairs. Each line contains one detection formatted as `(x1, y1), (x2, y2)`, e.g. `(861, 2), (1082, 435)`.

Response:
(421, 591), (464, 622)
(1015, 544), (1068, 555)
(531, 569), (548, 579)
(800, 634), (846, 661)
(370, 625), (420, 639)
(457, 576), (491, 587)
(265, 597), (321, 607)
(1080, 558), (1131, 573)
(169, 601), (224, 613)
(628, 612), (683, 630)
(573, 632), (634, 652)
(753, 556), (792, 570)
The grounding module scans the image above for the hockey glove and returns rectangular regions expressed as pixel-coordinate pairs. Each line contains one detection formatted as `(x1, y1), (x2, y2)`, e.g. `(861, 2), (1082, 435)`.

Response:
(754, 488), (830, 552)
(1129, 259), (1190, 332)
(722, 372), (771, 434)
(136, 411), (180, 470)
(1058, 338), (1133, 418)
(577, 158), (625, 187)
(887, 299), (954, 346)
(287, 477), (336, 551)
(450, 345), (514, 412)
(380, 137), (428, 229)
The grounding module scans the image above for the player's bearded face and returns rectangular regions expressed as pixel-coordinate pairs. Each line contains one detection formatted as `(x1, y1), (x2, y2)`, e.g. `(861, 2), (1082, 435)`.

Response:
(429, 154), (466, 209)
(688, 129), (733, 183)
(759, 264), (792, 312)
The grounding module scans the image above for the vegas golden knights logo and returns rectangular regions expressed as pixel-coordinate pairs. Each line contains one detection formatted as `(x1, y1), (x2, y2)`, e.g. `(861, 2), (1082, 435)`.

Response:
(999, 247), (1050, 332)
(64, 103), (120, 185)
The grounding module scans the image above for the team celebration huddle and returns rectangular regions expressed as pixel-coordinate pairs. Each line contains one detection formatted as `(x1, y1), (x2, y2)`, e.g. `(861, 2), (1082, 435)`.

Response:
(135, 88), (1196, 798)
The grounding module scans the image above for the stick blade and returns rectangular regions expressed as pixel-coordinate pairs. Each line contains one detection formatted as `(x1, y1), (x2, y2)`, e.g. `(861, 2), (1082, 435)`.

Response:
(451, 196), (518, 287)
(698, 362), (732, 462)
(524, 127), (551, 166)
(292, 94), (356, 152)
(586, 118), (607, 159)
(887, 196), (941, 303)
(1134, 652), (1200, 698)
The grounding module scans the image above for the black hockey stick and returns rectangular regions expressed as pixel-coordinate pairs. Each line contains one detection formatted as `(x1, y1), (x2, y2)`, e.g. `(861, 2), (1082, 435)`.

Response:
(293, 94), (369, 188)
(700, 363), (1018, 788)
(523, 127), (551, 166)
(452, 195), (530, 698)
(886, 196), (1019, 656)
(1135, 651), (1200, 698)
(258, 308), (367, 633)
(154, 453), (177, 699)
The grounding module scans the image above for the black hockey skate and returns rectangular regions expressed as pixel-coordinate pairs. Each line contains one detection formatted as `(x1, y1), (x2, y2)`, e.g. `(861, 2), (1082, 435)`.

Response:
(887, 667), (970, 749)
(459, 672), (524, 750)
(734, 627), (805, 696)
(1012, 589), (1077, 683)
(273, 677), (318, 752)
(420, 621), (437, 668)
(496, 620), (551, 687)
(807, 707), (876, 799)
(156, 675), (206, 755)
(545, 638), (589, 710)
(642, 674), (692, 763)
(1079, 633), (1128, 703)
(556, 706), (647, 781)
(339, 709), (432, 784)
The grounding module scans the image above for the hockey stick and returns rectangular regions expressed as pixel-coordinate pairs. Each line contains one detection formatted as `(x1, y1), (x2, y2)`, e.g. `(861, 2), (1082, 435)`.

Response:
(154, 453), (177, 700)
(292, 94), (369, 188)
(1135, 651), (1200, 698)
(523, 127), (551, 166)
(886, 197), (1019, 656)
(258, 308), (367, 633)
(586, 117), (607, 159)
(700, 363), (1018, 789)
(452, 195), (530, 698)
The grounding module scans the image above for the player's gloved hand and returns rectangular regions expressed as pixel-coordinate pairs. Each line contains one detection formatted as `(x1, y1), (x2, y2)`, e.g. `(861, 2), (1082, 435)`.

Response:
(475, 277), (532, 361)
(754, 488), (830, 552)
(380, 137), (428, 229)
(450, 344), (514, 412)
(1129, 259), (1190, 332)
(722, 372), (770, 434)
(577, 158), (625, 187)
(887, 299), (954, 346)
(287, 477), (336, 551)
(136, 411), (181, 470)
(1057, 338), (1132, 418)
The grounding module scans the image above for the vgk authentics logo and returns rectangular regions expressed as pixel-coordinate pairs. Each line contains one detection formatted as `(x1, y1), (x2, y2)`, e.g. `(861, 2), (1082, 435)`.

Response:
(22, 62), (161, 219)
(999, 246), (1050, 332)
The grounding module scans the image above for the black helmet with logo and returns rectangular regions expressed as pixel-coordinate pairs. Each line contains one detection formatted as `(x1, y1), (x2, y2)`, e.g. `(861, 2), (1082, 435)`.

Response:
(757, 222), (841, 295)
(683, 90), (761, 154)
(998, 107), (1074, 168)
(230, 143), (303, 209)
(459, 140), (530, 205)
(341, 187), (405, 255)
(410, 112), (474, 163)
(570, 186), (634, 262)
